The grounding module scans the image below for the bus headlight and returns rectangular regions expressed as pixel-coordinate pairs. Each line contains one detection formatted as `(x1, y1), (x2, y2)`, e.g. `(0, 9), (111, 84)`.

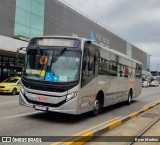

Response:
(66, 92), (77, 101)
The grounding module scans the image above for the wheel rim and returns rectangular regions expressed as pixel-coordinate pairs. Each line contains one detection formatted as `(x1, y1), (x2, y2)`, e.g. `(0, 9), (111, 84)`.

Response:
(94, 100), (100, 112)
(13, 89), (16, 95)
(128, 94), (131, 103)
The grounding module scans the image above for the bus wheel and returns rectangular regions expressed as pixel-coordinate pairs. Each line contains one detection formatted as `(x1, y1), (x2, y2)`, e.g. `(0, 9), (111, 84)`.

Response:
(12, 88), (17, 95)
(126, 91), (132, 105)
(90, 98), (100, 116)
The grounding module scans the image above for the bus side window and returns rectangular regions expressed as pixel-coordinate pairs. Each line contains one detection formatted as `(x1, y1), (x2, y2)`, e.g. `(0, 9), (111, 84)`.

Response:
(83, 49), (94, 75)
(93, 55), (97, 74)
(88, 53), (94, 75)
(82, 48), (97, 87)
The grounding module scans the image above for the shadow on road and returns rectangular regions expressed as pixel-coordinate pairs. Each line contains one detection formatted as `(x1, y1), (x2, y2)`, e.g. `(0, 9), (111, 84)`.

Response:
(24, 100), (138, 124)
(25, 111), (90, 124)
(0, 93), (19, 96)
(101, 100), (137, 115)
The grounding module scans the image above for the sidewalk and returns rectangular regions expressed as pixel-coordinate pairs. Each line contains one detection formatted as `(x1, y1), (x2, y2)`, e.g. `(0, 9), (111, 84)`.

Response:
(86, 104), (160, 145)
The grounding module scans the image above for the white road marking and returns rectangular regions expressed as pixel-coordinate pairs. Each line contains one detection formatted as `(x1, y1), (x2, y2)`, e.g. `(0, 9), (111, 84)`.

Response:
(0, 111), (41, 120)
(143, 99), (160, 108)
(0, 101), (17, 105)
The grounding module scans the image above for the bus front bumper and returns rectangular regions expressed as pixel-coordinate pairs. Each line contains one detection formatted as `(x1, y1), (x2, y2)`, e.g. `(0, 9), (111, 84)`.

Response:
(19, 91), (80, 115)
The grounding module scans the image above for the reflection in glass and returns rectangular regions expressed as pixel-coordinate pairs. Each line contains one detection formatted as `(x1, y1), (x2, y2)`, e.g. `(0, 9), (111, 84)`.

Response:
(24, 48), (81, 82)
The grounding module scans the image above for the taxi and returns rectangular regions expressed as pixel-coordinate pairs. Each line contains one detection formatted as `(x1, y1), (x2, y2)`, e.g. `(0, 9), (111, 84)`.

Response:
(0, 77), (21, 95)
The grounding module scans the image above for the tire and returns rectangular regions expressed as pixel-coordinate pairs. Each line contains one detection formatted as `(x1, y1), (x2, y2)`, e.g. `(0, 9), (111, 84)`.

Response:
(126, 91), (132, 105)
(12, 88), (17, 95)
(90, 98), (100, 116)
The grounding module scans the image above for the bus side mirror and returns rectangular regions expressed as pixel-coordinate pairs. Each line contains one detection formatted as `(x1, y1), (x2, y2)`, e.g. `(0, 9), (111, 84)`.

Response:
(15, 47), (26, 65)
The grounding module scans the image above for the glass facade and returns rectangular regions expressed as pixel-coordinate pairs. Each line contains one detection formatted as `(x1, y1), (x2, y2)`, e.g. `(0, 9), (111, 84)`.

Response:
(0, 55), (24, 82)
(127, 42), (132, 58)
(14, 0), (45, 39)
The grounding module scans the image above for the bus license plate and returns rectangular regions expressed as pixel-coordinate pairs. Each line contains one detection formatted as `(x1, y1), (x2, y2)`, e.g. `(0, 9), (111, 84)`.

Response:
(35, 105), (47, 111)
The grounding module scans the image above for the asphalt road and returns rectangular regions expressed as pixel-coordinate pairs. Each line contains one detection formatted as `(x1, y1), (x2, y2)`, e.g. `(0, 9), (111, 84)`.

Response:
(0, 87), (160, 144)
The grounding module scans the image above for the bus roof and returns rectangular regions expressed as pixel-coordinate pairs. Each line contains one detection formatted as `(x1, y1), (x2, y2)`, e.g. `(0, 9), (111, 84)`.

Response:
(89, 40), (142, 65)
(29, 35), (82, 40)
(29, 36), (142, 65)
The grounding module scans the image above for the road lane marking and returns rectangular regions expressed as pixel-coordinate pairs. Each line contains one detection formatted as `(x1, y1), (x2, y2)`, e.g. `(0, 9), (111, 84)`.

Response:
(143, 100), (160, 108)
(72, 117), (121, 136)
(64, 132), (93, 145)
(0, 111), (41, 120)
(0, 101), (17, 105)
(143, 107), (149, 112)
(51, 117), (121, 145)
(122, 133), (133, 136)
(129, 112), (139, 118)
(107, 119), (122, 130)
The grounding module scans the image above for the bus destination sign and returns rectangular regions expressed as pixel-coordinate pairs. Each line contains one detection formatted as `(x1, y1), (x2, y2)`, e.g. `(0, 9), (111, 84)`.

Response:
(35, 39), (79, 47)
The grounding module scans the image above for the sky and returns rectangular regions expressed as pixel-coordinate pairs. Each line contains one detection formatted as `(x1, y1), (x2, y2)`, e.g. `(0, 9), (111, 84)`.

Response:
(63, 0), (160, 71)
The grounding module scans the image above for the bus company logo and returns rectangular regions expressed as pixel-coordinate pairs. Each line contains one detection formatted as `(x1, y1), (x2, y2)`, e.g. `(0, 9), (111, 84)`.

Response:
(39, 55), (48, 65)
(37, 96), (46, 102)
(2, 137), (12, 142)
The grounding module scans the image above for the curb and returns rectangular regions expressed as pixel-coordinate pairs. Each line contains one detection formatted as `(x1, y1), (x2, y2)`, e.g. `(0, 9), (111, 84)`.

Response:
(52, 100), (160, 145)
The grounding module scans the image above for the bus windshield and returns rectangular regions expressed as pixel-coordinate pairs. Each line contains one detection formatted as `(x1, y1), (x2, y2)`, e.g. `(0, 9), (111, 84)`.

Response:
(23, 48), (81, 82)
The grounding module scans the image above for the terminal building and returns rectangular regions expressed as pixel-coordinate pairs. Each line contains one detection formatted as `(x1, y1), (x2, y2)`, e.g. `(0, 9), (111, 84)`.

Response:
(0, 0), (150, 81)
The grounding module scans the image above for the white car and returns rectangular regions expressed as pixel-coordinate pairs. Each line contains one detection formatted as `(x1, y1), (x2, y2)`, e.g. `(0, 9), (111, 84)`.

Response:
(150, 80), (159, 87)
(142, 81), (150, 88)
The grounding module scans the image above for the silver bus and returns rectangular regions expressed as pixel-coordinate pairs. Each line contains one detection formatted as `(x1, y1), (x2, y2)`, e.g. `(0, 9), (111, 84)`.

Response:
(19, 36), (142, 116)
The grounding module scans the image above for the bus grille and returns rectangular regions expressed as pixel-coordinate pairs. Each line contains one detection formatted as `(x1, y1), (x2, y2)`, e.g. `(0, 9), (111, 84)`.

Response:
(26, 85), (65, 93)
(24, 94), (66, 107)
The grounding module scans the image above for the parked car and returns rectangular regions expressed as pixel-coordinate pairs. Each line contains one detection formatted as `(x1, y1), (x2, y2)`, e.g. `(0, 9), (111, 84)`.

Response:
(150, 80), (159, 87)
(142, 80), (150, 88)
(0, 77), (21, 95)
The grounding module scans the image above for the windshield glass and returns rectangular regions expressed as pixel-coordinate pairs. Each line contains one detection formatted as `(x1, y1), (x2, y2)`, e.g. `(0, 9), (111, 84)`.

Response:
(23, 48), (81, 82)
(4, 78), (19, 83)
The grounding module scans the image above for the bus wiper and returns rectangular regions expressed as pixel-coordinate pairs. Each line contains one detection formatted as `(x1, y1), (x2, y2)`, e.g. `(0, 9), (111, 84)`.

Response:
(49, 47), (67, 70)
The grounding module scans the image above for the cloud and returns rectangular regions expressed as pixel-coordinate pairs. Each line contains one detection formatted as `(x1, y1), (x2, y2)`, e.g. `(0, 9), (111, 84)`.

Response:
(138, 42), (160, 71)
(63, 0), (160, 71)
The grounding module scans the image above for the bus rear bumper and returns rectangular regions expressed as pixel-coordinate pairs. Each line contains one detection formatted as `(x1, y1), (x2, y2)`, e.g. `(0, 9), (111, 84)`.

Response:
(19, 91), (79, 115)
